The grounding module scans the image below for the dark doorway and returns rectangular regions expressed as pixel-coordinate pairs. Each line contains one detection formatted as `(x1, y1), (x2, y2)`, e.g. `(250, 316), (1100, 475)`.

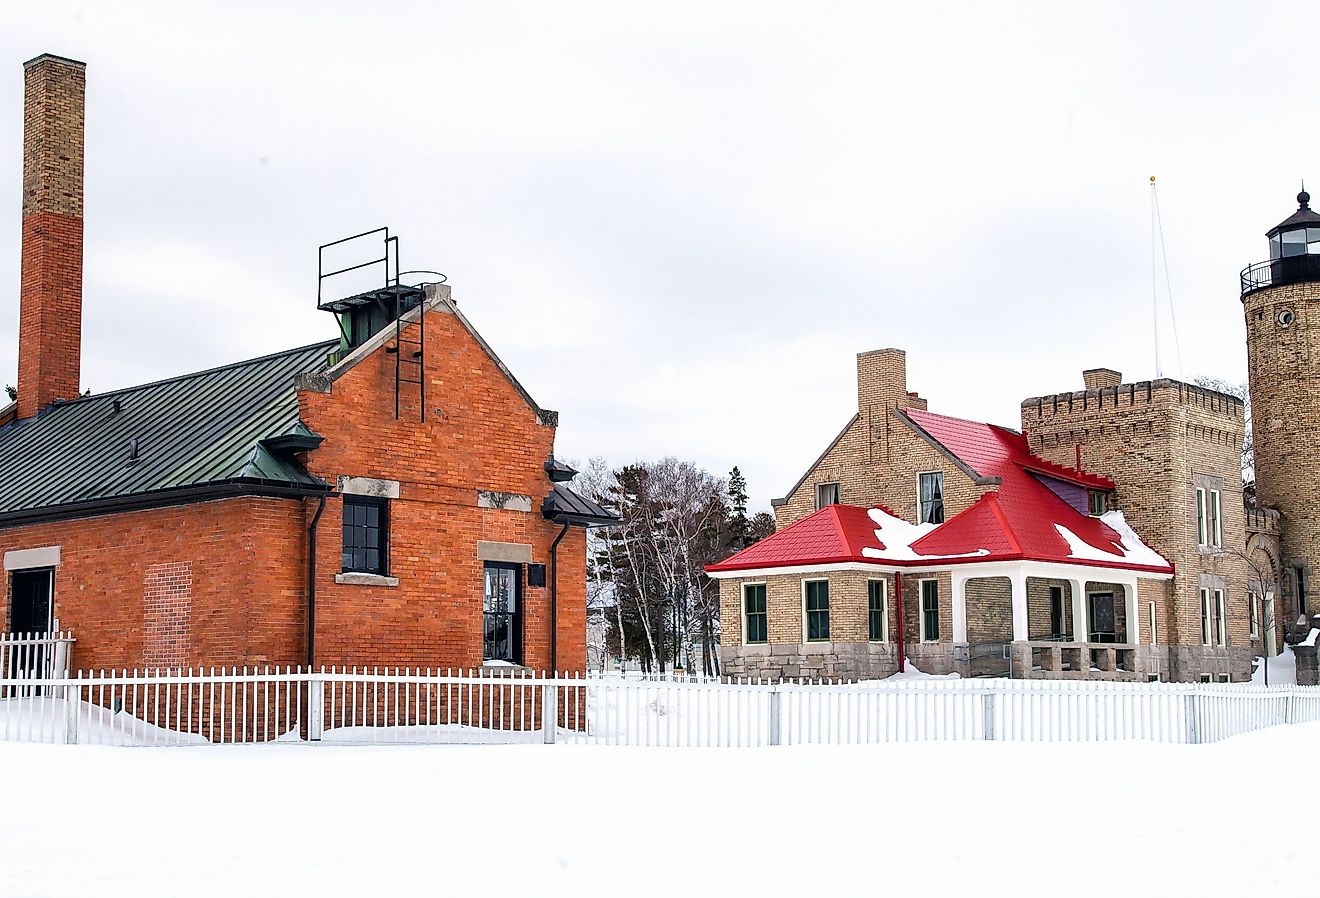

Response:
(1089, 593), (1116, 643)
(10, 568), (52, 635)
(8, 568), (53, 678)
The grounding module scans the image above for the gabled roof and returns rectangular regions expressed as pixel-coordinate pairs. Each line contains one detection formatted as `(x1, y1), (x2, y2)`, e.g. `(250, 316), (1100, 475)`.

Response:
(0, 341), (336, 522)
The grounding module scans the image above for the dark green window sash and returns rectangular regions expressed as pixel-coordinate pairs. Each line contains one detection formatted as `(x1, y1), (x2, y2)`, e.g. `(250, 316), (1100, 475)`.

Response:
(868, 580), (886, 641)
(805, 580), (830, 641)
(743, 584), (768, 644)
(921, 580), (940, 641)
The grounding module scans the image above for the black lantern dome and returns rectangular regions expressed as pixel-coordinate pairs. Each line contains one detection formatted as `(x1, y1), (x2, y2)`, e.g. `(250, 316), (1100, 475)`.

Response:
(1241, 186), (1320, 295)
(1267, 188), (1320, 259)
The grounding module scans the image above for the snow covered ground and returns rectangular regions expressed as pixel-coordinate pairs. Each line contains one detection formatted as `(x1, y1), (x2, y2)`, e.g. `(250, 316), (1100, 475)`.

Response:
(2, 724), (1317, 897)
(1252, 647), (1298, 685)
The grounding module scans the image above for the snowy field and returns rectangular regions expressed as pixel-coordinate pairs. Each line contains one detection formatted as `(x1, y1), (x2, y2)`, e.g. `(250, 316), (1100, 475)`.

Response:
(2, 724), (1317, 897)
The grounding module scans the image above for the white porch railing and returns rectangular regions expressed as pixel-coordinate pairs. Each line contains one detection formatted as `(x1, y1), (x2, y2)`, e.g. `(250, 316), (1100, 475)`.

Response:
(0, 631), (75, 686)
(1, 666), (1318, 748)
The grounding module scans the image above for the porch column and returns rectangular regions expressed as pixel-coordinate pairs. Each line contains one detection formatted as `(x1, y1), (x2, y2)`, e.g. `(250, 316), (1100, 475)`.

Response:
(1010, 569), (1029, 642)
(1069, 579), (1089, 643)
(1122, 581), (1140, 645)
(952, 571), (969, 644)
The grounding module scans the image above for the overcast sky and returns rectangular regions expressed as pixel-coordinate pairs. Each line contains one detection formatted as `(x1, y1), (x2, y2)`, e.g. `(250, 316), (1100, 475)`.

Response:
(3, 2), (1316, 510)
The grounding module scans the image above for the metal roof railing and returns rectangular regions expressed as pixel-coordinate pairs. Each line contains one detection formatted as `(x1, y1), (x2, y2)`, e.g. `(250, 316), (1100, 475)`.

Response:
(1241, 255), (1320, 297)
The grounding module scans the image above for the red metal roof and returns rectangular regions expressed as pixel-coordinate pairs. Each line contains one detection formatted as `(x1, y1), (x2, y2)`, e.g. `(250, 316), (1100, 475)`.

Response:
(903, 409), (1115, 490)
(707, 504), (884, 572)
(707, 409), (1172, 576)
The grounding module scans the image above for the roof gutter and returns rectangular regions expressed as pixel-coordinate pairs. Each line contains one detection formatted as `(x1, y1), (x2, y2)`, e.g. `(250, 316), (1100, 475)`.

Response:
(0, 477), (332, 530)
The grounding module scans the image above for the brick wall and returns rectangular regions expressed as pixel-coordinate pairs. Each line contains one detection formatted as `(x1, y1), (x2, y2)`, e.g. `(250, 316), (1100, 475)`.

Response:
(142, 561), (193, 668)
(0, 497), (306, 671)
(0, 298), (589, 674)
(776, 415), (991, 529)
(298, 298), (586, 672)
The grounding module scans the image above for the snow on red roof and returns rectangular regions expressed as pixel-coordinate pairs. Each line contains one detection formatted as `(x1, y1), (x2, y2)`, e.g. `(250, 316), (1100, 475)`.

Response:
(706, 408), (1172, 576)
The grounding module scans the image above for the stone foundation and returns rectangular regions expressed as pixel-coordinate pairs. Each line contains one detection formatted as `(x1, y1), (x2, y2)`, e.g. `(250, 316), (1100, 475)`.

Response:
(721, 642), (915, 680)
(723, 641), (1256, 683)
(1293, 645), (1318, 686)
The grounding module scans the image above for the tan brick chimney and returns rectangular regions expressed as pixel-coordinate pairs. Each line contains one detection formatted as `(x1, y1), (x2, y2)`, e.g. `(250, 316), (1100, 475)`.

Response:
(17, 54), (85, 419)
(857, 347), (927, 414)
(1082, 368), (1122, 391)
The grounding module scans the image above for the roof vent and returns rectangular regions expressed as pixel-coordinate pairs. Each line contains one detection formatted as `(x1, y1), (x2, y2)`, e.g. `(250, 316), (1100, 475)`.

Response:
(127, 437), (140, 464)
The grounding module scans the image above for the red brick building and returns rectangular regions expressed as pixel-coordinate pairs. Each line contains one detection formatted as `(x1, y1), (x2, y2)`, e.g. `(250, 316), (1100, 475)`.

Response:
(1, 54), (614, 674)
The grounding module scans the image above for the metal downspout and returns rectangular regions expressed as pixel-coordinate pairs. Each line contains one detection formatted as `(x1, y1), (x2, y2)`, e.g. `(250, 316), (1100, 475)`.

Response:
(548, 523), (571, 675)
(306, 495), (327, 670)
(894, 571), (906, 673)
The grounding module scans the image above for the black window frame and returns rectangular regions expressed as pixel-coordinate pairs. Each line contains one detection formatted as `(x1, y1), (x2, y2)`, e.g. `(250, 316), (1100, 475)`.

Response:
(868, 579), (887, 642)
(483, 562), (524, 665)
(804, 580), (830, 641)
(743, 583), (768, 645)
(341, 494), (389, 576)
(918, 472), (945, 525)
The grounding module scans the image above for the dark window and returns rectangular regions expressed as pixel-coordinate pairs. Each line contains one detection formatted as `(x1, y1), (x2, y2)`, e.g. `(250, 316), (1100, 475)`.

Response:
(1049, 586), (1065, 639)
(341, 495), (388, 575)
(743, 584), (768, 644)
(919, 473), (945, 524)
(1088, 491), (1106, 516)
(1297, 566), (1308, 616)
(527, 563), (547, 588)
(868, 580), (886, 641)
(921, 580), (940, 641)
(483, 563), (523, 664)
(1090, 593), (1116, 643)
(816, 483), (840, 510)
(805, 580), (830, 641)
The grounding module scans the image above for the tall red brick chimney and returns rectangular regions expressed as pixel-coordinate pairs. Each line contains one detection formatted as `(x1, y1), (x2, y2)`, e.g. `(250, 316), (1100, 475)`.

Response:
(17, 53), (85, 419)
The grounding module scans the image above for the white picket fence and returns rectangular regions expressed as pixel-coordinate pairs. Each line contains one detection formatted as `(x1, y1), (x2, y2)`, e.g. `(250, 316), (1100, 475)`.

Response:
(0, 631), (74, 684)
(1, 666), (1318, 748)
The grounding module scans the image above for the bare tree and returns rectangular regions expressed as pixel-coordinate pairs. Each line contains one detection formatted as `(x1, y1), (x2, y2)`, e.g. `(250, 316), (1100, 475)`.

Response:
(1194, 376), (1253, 495)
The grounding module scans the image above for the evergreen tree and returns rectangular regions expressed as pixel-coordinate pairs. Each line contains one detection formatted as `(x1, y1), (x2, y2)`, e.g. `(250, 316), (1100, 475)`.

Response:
(727, 466), (751, 549)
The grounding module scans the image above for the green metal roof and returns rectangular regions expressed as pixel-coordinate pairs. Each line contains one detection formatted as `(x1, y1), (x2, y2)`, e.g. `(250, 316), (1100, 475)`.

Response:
(0, 341), (337, 518)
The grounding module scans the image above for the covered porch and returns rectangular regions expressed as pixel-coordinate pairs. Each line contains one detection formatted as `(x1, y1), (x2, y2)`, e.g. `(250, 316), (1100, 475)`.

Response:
(943, 561), (1165, 680)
